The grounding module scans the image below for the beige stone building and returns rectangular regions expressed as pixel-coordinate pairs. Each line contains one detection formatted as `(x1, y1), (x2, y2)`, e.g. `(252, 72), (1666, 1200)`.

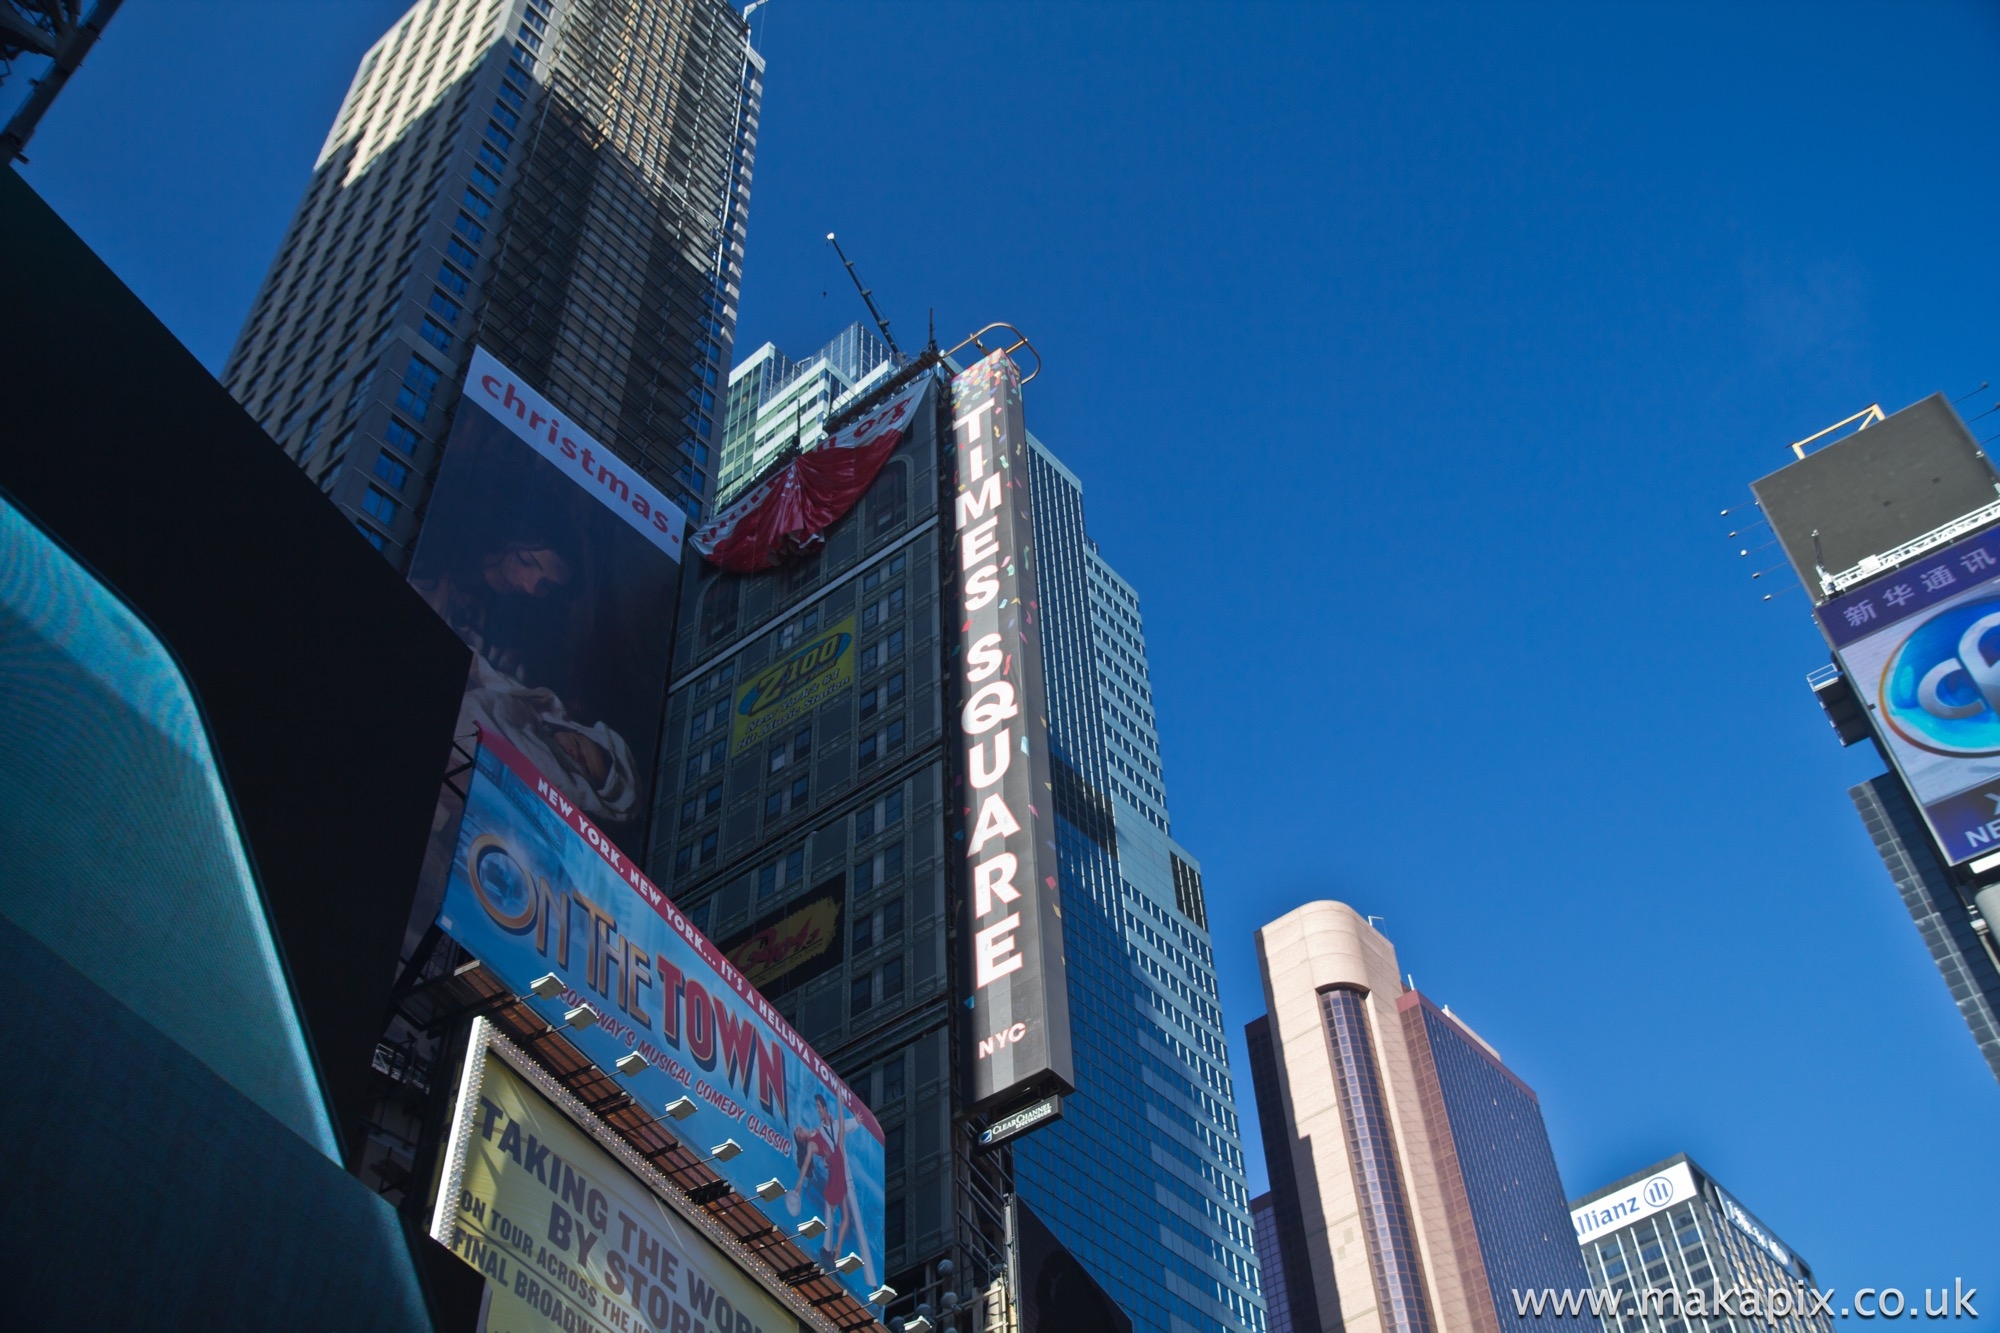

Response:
(1246, 902), (1592, 1333)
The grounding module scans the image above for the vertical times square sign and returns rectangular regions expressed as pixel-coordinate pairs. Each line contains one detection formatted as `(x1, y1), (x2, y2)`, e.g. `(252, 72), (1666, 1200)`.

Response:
(948, 352), (1076, 1113)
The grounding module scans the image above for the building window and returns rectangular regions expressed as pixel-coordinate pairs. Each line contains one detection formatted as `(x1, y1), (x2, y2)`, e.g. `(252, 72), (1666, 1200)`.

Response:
(854, 790), (903, 841)
(384, 417), (421, 456)
(461, 188), (492, 221)
(455, 210), (487, 245)
(866, 460), (906, 537)
(371, 452), (410, 491)
(360, 486), (398, 524)
(446, 236), (479, 270)
(859, 672), (905, 721)
(886, 1199), (905, 1252)
(353, 521), (386, 551)
(394, 356), (441, 421)
(429, 289), (461, 324)
(882, 1123), (905, 1173)
(699, 577), (739, 649)
(851, 972), (873, 1015)
(436, 263), (469, 296)
(420, 318), (453, 353)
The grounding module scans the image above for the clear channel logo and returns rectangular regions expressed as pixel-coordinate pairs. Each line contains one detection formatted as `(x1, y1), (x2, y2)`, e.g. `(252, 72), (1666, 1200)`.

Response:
(1881, 597), (2000, 755)
(1641, 1174), (1677, 1209)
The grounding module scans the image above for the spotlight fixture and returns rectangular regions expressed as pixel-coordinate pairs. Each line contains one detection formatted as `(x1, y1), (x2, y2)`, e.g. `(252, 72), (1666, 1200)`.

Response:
(663, 1096), (698, 1121)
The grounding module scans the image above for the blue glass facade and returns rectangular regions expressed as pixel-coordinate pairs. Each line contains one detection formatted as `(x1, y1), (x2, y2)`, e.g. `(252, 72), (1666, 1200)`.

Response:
(1407, 999), (1593, 1329)
(1012, 441), (1265, 1333)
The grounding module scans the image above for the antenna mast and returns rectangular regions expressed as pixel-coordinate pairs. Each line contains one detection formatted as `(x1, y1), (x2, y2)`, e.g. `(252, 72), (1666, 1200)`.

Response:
(826, 232), (901, 357)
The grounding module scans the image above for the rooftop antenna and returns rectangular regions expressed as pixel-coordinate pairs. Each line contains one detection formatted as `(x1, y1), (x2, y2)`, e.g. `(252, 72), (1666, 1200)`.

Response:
(826, 232), (900, 357)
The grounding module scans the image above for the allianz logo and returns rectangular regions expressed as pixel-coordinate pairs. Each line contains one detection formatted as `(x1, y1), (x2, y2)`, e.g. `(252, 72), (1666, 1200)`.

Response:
(1572, 1172), (1678, 1240)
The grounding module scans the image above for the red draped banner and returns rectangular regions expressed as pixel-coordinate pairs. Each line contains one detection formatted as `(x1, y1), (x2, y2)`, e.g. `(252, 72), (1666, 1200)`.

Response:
(692, 375), (931, 572)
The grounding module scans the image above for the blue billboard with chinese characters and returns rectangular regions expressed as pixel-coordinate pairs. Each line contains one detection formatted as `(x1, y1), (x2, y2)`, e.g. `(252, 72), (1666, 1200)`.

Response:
(1820, 526), (2000, 864)
(436, 728), (886, 1301)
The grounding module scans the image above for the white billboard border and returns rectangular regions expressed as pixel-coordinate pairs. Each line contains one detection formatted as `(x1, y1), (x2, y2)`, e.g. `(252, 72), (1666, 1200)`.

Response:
(429, 1016), (846, 1333)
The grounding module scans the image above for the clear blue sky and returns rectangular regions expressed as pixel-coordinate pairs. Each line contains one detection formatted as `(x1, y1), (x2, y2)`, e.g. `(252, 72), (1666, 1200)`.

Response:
(22, 0), (2000, 1313)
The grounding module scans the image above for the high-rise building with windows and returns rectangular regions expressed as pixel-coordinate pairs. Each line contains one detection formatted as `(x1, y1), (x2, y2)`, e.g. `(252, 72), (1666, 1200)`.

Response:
(1249, 901), (1591, 1333)
(1570, 1155), (1832, 1333)
(657, 335), (1263, 1332)
(1011, 441), (1266, 1333)
(222, 0), (761, 563)
(716, 322), (898, 503)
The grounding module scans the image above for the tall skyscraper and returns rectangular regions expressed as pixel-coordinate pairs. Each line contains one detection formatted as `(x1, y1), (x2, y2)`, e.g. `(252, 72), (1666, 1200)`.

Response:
(1012, 440), (1266, 1333)
(717, 322), (899, 503)
(222, 0), (761, 562)
(1570, 1155), (1833, 1333)
(1747, 394), (2000, 1085)
(1850, 774), (2000, 1077)
(1250, 901), (1591, 1333)
(655, 337), (1262, 1331)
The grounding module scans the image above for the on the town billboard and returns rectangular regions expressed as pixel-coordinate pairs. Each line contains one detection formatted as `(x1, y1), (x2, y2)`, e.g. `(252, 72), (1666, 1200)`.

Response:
(410, 347), (682, 843)
(948, 351), (1075, 1113)
(436, 729), (885, 1301)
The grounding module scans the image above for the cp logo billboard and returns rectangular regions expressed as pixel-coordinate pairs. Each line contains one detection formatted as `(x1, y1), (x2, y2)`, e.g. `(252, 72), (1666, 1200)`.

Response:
(1882, 597), (2000, 755)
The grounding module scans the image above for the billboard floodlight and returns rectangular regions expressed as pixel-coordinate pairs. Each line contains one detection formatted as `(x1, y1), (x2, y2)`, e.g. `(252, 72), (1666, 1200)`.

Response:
(835, 1252), (864, 1274)
(563, 1004), (599, 1028)
(754, 1178), (785, 1200)
(529, 973), (563, 999)
(795, 1215), (826, 1239)
(867, 1285), (897, 1305)
(663, 1096), (698, 1121)
(614, 1052), (648, 1076)
(708, 1138), (743, 1162)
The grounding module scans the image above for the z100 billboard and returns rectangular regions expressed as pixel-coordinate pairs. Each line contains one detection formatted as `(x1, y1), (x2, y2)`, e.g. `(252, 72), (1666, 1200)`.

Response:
(1819, 526), (2000, 864)
(438, 728), (885, 1301)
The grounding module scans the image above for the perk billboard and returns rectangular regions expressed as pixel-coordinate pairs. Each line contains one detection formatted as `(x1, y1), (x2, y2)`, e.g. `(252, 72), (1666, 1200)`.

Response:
(1818, 525), (2000, 864)
(719, 877), (847, 998)
(432, 1023), (794, 1333)
(437, 729), (886, 1301)
(948, 352), (1074, 1112)
(410, 347), (683, 840)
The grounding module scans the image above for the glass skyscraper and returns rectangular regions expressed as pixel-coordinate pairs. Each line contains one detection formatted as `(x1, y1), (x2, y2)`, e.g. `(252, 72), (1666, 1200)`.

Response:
(1849, 774), (2000, 1081)
(1013, 440), (1266, 1333)
(716, 321), (898, 503)
(222, 0), (761, 558)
